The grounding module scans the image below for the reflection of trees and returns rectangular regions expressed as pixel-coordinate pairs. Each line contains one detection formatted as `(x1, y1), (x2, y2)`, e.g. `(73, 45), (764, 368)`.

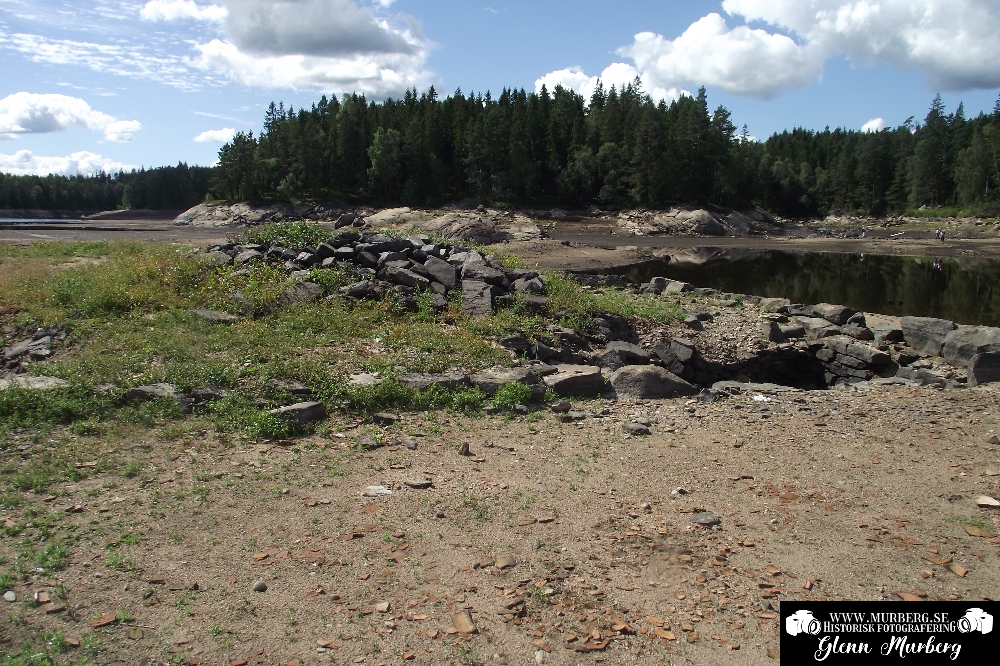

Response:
(618, 253), (1000, 326)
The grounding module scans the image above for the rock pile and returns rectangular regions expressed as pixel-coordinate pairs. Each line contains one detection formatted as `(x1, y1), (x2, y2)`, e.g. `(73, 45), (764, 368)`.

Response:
(1, 325), (62, 370)
(200, 231), (547, 318)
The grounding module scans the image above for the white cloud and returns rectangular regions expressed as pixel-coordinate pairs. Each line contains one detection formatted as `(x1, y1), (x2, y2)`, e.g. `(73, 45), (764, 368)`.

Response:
(182, 1), (430, 95)
(140, 0), (228, 22)
(0, 150), (135, 177)
(862, 117), (886, 132)
(194, 127), (236, 142)
(535, 64), (686, 105)
(0, 93), (141, 142)
(550, 1), (1000, 103)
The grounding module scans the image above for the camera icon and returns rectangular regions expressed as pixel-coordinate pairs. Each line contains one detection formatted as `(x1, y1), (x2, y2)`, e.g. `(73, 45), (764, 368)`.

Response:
(957, 608), (993, 635)
(785, 610), (822, 636)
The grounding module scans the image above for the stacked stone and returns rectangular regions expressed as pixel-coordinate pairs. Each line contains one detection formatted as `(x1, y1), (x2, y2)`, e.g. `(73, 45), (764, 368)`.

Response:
(202, 231), (548, 317)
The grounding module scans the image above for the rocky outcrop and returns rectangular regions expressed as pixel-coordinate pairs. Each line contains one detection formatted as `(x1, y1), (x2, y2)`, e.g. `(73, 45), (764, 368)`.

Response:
(901, 317), (957, 357)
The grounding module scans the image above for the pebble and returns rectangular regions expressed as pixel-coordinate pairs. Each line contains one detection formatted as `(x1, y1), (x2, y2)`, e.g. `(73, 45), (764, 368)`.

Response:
(623, 423), (651, 436)
(549, 401), (572, 413)
(690, 512), (722, 527)
(496, 554), (517, 569)
(362, 485), (392, 497)
(2, 591), (15, 602)
(404, 478), (432, 489)
(252, 581), (267, 593)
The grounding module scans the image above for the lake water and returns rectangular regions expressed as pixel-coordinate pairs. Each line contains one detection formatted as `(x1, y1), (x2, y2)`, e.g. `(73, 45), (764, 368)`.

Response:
(0, 218), (71, 224)
(596, 249), (1000, 327)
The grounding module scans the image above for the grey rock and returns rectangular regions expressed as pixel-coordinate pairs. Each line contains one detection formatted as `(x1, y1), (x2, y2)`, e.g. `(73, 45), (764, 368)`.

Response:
(2, 336), (52, 361)
(373, 412), (400, 425)
(399, 372), (470, 391)
(349, 372), (382, 386)
(252, 580), (268, 593)
(668, 337), (696, 363)
(664, 280), (694, 294)
(793, 316), (841, 339)
(549, 400), (572, 413)
(522, 295), (550, 313)
(188, 387), (228, 403)
(295, 252), (318, 267)
(269, 401), (326, 424)
(234, 250), (263, 264)
(812, 303), (859, 325)
(542, 364), (605, 397)
(610, 365), (698, 399)
(127, 383), (179, 403)
(462, 263), (506, 285)
(404, 478), (433, 489)
(202, 251), (233, 268)
(512, 277), (545, 294)
(315, 242), (337, 259)
(431, 293), (448, 310)
(824, 338), (891, 365)
(683, 315), (704, 331)
(334, 213), (357, 228)
(270, 378), (313, 397)
(895, 366), (949, 388)
(779, 324), (806, 339)
(344, 281), (375, 299)
(470, 367), (539, 396)
(597, 341), (650, 371)
(690, 512), (721, 527)
(189, 309), (238, 324)
(385, 266), (430, 290)
(461, 280), (494, 318)
(0, 375), (68, 391)
(872, 323), (904, 345)
(901, 316), (957, 357)
(422, 256), (458, 290)
(759, 297), (790, 313)
(623, 422), (651, 435)
(840, 324), (875, 341)
(942, 326), (1000, 366)
(333, 246), (356, 261)
(760, 321), (784, 343)
(278, 281), (323, 306)
(968, 352), (1000, 387)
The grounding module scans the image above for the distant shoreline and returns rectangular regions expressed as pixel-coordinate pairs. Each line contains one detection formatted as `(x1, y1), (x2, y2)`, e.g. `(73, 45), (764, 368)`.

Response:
(0, 209), (182, 221)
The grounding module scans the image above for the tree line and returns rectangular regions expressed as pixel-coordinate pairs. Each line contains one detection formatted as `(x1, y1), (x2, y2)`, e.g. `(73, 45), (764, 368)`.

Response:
(1, 85), (998, 218)
(216, 84), (1000, 217)
(0, 164), (213, 212)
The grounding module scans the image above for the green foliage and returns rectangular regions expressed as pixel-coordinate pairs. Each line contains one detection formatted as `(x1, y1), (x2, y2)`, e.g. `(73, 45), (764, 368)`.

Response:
(209, 397), (291, 441)
(241, 220), (332, 249)
(491, 383), (534, 411)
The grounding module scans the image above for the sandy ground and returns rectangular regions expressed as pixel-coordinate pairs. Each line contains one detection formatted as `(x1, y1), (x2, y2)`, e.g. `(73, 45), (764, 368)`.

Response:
(2, 382), (999, 665)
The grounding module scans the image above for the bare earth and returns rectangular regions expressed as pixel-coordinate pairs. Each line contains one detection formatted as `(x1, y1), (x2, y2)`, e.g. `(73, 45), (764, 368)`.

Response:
(3, 380), (999, 665)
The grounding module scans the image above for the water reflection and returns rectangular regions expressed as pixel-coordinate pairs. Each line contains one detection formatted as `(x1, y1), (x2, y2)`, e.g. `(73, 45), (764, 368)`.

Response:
(595, 250), (1000, 327)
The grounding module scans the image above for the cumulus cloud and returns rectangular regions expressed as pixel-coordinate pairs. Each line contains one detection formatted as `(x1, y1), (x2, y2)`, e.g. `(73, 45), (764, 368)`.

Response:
(182, 0), (429, 95)
(0, 93), (141, 142)
(194, 127), (236, 142)
(140, 0), (228, 22)
(0, 150), (134, 177)
(862, 117), (887, 132)
(535, 63), (686, 105)
(542, 1), (1000, 102)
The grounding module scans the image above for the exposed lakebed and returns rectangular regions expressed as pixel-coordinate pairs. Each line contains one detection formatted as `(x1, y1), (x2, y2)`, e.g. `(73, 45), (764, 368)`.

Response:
(595, 249), (1000, 327)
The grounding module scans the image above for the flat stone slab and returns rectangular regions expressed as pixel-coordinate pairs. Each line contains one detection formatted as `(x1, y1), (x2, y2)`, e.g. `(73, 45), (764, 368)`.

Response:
(0, 376), (68, 391)
(190, 309), (239, 324)
(399, 372), (469, 391)
(269, 401), (326, 424)
(542, 364), (605, 397)
(470, 367), (539, 396)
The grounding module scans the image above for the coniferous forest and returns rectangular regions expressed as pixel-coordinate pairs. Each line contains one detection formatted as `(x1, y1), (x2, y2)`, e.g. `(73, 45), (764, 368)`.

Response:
(3, 84), (1000, 217)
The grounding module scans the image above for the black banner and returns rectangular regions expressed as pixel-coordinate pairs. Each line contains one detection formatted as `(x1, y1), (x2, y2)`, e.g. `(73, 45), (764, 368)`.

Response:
(781, 601), (997, 663)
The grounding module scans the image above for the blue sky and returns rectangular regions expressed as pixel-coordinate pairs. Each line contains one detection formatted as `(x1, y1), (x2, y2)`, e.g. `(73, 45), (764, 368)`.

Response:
(1, 0), (999, 176)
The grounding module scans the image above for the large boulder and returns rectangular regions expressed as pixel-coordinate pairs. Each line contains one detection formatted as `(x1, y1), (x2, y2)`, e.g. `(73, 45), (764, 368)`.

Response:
(610, 366), (698, 399)
(968, 352), (1000, 387)
(900, 316), (956, 357)
(941, 326), (1000, 366)
(823, 337), (891, 365)
(542, 365), (605, 397)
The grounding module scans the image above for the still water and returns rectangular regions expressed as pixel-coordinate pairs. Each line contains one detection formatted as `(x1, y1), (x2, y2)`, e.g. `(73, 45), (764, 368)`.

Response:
(597, 249), (1000, 327)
